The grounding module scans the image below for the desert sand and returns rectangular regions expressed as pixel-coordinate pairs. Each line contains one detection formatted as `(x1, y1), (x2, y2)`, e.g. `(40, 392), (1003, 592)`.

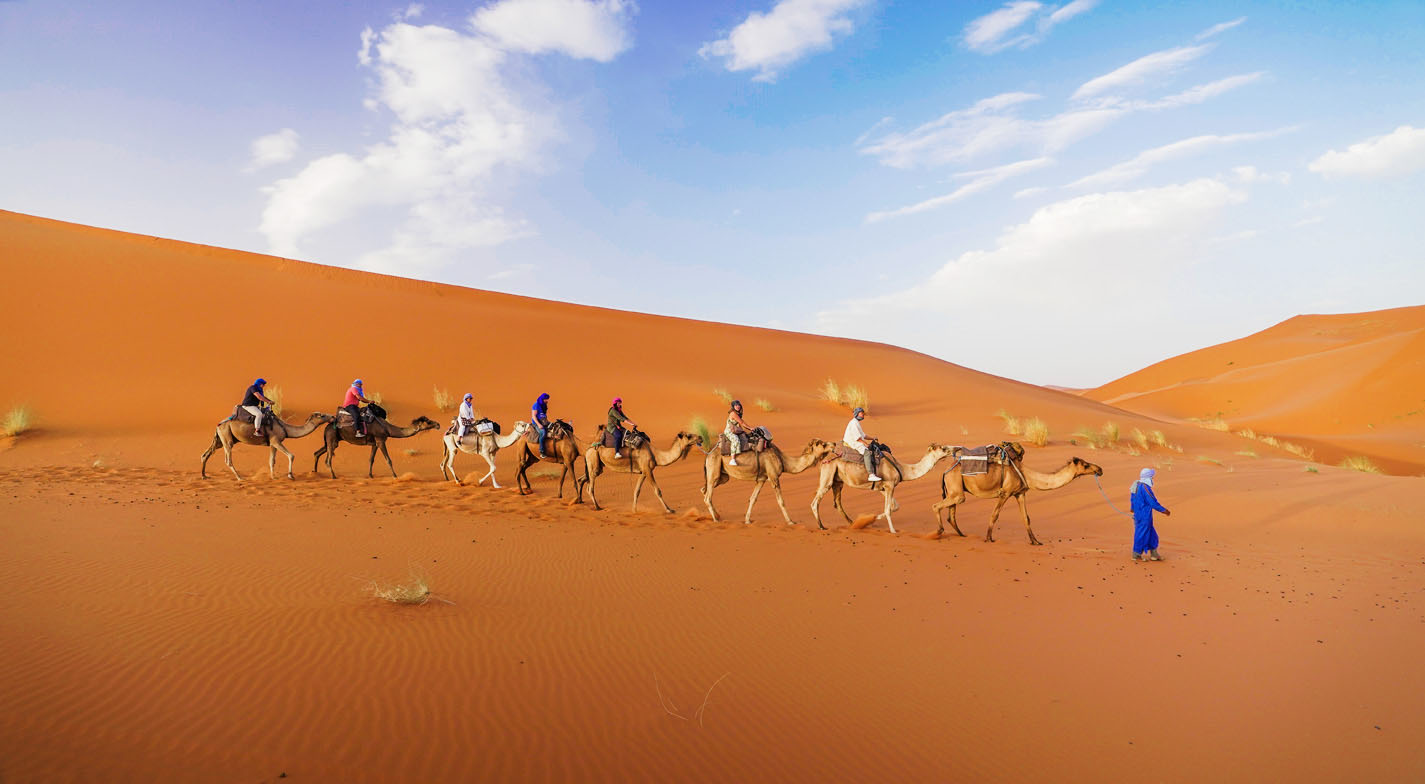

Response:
(2, 210), (1423, 782)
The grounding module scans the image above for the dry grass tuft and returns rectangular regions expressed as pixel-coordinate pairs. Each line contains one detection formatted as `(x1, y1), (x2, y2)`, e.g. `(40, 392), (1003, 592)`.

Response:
(1, 406), (32, 438)
(1281, 441), (1315, 460)
(819, 378), (841, 404)
(1196, 455), (1223, 466)
(1193, 415), (1230, 432)
(820, 379), (869, 412)
(1149, 430), (1169, 448)
(433, 386), (456, 413)
(996, 409), (1022, 436)
(1304, 465), (1319, 473)
(754, 398), (776, 412)
(1101, 421), (1120, 444)
(713, 387), (733, 405)
(1339, 455), (1383, 474)
(1235, 450), (1258, 458)
(1023, 417), (1048, 446)
(368, 391), (384, 406)
(1131, 428), (1151, 451)
(368, 572), (432, 605)
(404, 448), (420, 457)
(1072, 427), (1103, 449)
(1236, 428), (1257, 440)
(266, 386), (284, 416)
(688, 417), (715, 452)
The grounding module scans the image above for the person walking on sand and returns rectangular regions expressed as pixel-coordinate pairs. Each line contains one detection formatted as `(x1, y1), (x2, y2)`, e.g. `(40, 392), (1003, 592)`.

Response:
(455, 393), (476, 447)
(843, 407), (882, 482)
(240, 378), (274, 437)
(724, 399), (755, 466)
(1130, 467), (1171, 561)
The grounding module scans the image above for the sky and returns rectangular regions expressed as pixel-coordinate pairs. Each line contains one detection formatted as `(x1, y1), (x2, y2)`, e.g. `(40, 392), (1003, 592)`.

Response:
(3, 0), (1424, 387)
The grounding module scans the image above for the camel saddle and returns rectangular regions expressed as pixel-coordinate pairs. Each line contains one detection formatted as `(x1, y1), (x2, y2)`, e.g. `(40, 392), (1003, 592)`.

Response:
(830, 441), (891, 464)
(603, 427), (647, 450)
(952, 442), (1024, 475)
(525, 419), (573, 447)
(445, 417), (499, 437)
(225, 404), (273, 425)
(336, 402), (387, 427)
(716, 426), (772, 456)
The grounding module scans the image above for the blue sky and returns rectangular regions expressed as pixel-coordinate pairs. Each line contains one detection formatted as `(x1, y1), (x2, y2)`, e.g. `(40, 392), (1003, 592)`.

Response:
(3, 0), (1423, 386)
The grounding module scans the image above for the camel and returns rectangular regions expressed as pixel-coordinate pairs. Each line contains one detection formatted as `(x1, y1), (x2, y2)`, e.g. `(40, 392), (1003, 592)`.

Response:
(702, 436), (837, 525)
(511, 420), (588, 501)
(932, 454), (1102, 545)
(312, 413), (440, 478)
(202, 412), (335, 480)
(583, 427), (703, 513)
(810, 443), (956, 534)
(438, 420), (529, 487)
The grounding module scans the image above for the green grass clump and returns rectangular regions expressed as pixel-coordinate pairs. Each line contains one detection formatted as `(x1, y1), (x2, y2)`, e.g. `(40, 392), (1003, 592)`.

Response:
(713, 387), (733, 405)
(1, 406), (32, 438)
(368, 572), (432, 605)
(1339, 456), (1383, 474)
(433, 386), (456, 413)
(1023, 417), (1049, 446)
(688, 417), (715, 451)
(754, 398), (776, 412)
(1304, 465), (1319, 473)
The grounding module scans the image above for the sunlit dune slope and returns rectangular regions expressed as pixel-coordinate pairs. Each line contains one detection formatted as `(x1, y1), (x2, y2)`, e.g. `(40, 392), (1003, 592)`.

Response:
(1086, 306), (1425, 475)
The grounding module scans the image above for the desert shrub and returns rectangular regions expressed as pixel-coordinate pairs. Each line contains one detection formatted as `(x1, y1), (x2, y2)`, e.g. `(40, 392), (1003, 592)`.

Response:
(1023, 417), (1048, 446)
(1304, 465), (1319, 473)
(754, 398), (776, 412)
(266, 386), (284, 416)
(1072, 427), (1104, 449)
(433, 386), (456, 413)
(819, 379), (841, 404)
(1236, 428), (1257, 440)
(404, 448), (420, 457)
(1235, 450), (1258, 458)
(369, 391), (384, 406)
(820, 379), (868, 412)
(1339, 456), (1383, 474)
(1196, 455), (1222, 466)
(1101, 422), (1120, 444)
(996, 409), (1022, 436)
(1149, 430), (1169, 448)
(689, 417), (715, 451)
(1194, 415), (1230, 431)
(1282, 442), (1316, 460)
(1259, 435), (1280, 448)
(1, 406), (32, 437)
(1131, 428), (1150, 451)
(713, 387), (733, 405)
(368, 573), (432, 605)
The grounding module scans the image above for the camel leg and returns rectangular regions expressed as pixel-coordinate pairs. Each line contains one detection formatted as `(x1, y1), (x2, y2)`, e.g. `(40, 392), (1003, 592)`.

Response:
(268, 445), (278, 480)
(771, 479), (795, 526)
(645, 472), (675, 514)
(556, 463), (566, 498)
(703, 464), (721, 522)
(809, 480), (831, 530)
(276, 440), (297, 480)
(931, 484), (968, 537)
(882, 488), (897, 535)
(630, 473), (647, 512)
(326, 438), (339, 478)
(366, 442), (378, 478)
(379, 441), (397, 478)
(831, 484), (854, 525)
(480, 452), (499, 488)
(201, 430), (221, 478)
(585, 460), (602, 510)
(744, 480), (766, 525)
(221, 433), (242, 481)
(985, 495), (1010, 543)
(313, 443), (327, 474)
(1015, 494), (1042, 546)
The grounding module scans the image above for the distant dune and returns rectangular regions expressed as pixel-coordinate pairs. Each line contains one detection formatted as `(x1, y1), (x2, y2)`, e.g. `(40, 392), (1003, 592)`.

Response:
(3, 210), (1423, 783)
(1086, 306), (1425, 475)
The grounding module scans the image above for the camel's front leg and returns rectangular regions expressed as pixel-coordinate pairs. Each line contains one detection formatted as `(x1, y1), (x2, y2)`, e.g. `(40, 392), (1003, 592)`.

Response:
(743, 480), (767, 525)
(831, 484), (854, 525)
(630, 473), (647, 512)
(771, 479), (795, 525)
(378, 441), (397, 478)
(984, 495), (1010, 542)
(313, 443), (327, 474)
(585, 459), (602, 510)
(268, 445), (278, 480)
(809, 480), (831, 530)
(882, 488), (898, 535)
(480, 452), (499, 488)
(1015, 494), (1042, 545)
(223, 439), (242, 481)
(648, 472), (675, 514)
(276, 441), (297, 480)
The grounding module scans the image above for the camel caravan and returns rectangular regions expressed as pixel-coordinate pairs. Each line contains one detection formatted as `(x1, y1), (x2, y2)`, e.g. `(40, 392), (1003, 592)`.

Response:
(204, 380), (1103, 541)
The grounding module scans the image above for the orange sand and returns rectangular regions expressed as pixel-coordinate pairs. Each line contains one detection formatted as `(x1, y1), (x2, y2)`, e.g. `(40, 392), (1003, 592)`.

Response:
(2, 211), (1423, 782)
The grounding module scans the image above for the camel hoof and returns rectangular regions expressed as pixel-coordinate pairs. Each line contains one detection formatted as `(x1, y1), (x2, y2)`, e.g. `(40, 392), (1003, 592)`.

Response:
(1030, 540), (1043, 546)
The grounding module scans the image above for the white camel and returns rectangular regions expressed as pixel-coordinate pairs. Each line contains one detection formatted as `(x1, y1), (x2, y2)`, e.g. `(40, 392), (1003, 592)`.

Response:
(438, 420), (529, 488)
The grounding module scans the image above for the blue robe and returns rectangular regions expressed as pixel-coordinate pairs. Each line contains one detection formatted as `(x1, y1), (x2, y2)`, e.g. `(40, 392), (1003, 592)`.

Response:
(1130, 482), (1167, 553)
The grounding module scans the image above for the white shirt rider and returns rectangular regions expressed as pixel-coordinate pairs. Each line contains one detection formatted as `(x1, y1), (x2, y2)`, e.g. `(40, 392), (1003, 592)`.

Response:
(842, 407), (882, 482)
(456, 395), (475, 443)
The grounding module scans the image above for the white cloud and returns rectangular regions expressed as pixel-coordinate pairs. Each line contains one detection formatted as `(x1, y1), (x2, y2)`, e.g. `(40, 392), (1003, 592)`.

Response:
(1014, 185), (1049, 199)
(963, 0), (1098, 54)
(1196, 16), (1245, 40)
(258, 1), (633, 273)
(699, 0), (868, 82)
(1308, 125), (1425, 178)
(866, 157), (1052, 222)
(1068, 128), (1292, 189)
(246, 128), (300, 171)
(817, 176), (1249, 385)
(472, 0), (634, 62)
(1132, 71), (1264, 110)
(1072, 44), (1211, 101)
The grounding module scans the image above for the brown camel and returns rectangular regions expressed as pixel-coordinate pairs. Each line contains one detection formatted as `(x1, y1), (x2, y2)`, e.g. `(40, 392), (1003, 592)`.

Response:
(702, 437), (837, 525)
(810, 443), (956, 534)
(583, 427), (703, 513)
(511, 420), (588, 501)
(438, 420), (529, 487)
(932, 453), (1102, 545)
(312, 413), (440, 478)
(202, 412), (335, 480)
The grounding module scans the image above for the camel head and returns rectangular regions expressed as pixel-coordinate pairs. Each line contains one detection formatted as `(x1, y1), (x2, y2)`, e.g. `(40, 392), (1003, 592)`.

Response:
(308, 412), (338, 424)
(411, 416), (441, 432)
(674, 431), (704, 450)
(804, 438), (837, 459)
(1070, 456), (1103, 477)
(927, 443), (956, 458)
(512, 420), (529, 434)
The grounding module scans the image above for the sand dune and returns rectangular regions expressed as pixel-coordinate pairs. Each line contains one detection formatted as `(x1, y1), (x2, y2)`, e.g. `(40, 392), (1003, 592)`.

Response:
(2, 210), (1423, 782)
(1087, 306), (1425, 475)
